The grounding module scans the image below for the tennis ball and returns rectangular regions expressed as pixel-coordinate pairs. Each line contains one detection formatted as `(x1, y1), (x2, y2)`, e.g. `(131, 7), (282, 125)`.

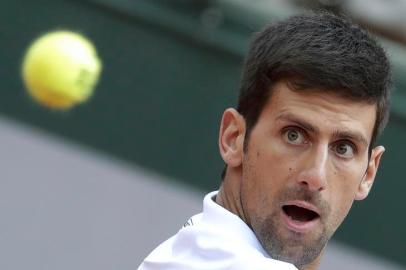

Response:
(22, 30), (102, 109)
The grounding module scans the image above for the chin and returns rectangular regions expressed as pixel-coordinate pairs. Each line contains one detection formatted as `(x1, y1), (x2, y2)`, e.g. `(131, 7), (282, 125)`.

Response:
(255, 216), (330, 268)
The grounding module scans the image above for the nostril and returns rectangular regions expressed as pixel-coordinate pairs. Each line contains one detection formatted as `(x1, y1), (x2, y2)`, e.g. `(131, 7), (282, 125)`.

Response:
(299, 180), (309, 187)
(298, 179), (326, 192)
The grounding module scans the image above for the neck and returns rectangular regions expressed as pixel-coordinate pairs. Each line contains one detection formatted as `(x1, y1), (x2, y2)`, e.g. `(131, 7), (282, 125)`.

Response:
(215, 169), (248, 224)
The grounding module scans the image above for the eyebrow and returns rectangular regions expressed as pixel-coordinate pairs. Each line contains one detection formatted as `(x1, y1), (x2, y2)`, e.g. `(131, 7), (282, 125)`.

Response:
(331, 130), (369, 148)
(275, 112), (369, 147)
(276, 112), (319, 133)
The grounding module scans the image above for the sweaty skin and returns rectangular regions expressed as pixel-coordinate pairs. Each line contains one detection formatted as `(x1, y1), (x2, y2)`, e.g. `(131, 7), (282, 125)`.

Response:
(217, 81), (384, 270)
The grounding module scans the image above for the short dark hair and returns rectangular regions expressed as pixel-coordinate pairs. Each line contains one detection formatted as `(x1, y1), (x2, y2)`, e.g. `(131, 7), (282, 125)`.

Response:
(221, 12), (391, 180)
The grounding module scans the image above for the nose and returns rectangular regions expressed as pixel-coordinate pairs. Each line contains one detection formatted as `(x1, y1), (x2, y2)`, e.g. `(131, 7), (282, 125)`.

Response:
(297, 146), (328, 192)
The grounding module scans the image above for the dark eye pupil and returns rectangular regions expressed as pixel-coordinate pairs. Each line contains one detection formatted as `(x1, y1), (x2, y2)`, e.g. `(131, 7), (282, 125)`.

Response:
(337, 144), (347, 154)
(288, 130), (298, 141)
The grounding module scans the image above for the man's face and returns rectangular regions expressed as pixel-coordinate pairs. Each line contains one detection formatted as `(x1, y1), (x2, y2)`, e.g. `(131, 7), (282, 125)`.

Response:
(239, 81), (383, 267)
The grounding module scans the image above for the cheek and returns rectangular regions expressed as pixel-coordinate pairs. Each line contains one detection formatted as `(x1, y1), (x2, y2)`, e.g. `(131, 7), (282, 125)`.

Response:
(249, 147), (294, 190)
(257, 137), (298, 175)
(330, 161), (366, 198)
(327, 168), (363, 226)
(328, 192), (355, 233)
(241, 151), (268, 205)
(242, 146), (295, 211)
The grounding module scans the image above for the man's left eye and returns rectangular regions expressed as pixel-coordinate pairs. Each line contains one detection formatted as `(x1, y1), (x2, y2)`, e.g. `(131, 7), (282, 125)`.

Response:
(333, 142), (355, 157)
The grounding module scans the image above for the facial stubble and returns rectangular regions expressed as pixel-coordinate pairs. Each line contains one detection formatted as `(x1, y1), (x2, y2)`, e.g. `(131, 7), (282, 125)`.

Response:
(251, 186), (331, 268)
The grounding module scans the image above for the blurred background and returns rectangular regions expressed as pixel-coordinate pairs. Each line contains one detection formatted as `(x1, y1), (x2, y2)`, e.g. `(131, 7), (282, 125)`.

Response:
(0, 0), (405, 269)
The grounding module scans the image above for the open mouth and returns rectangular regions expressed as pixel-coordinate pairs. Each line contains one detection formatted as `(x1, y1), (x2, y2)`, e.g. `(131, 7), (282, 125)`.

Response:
(282, 205), (320, 222)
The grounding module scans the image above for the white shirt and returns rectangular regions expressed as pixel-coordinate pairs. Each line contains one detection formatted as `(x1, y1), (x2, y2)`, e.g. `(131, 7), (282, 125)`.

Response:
(138, 191), (298, 270)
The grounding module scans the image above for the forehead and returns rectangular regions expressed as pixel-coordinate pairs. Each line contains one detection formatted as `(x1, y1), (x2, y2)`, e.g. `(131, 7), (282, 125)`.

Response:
(259, 81), (377, 141)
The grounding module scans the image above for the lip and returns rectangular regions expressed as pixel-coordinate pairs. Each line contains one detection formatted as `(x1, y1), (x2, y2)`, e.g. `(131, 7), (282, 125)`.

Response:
(281, 200), (320, 233)
(285, 200), (320, 216)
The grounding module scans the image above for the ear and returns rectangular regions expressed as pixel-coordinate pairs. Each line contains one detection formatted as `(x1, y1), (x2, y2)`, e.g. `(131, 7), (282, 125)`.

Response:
(218, 108), (246, 168)
(355, 146), (385, 201)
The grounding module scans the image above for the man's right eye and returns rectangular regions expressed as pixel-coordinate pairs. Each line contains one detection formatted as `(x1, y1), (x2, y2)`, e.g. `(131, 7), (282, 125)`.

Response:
(283, 128), (306, 145)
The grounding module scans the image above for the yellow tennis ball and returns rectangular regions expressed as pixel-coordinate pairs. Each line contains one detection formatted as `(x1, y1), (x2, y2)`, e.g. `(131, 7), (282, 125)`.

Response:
(22, 30), (102, 109)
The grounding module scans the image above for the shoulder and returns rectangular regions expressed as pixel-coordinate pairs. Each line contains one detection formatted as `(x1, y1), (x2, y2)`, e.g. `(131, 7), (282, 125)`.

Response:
(139, 249), (296, 270)
(138, 222), (297, 270)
